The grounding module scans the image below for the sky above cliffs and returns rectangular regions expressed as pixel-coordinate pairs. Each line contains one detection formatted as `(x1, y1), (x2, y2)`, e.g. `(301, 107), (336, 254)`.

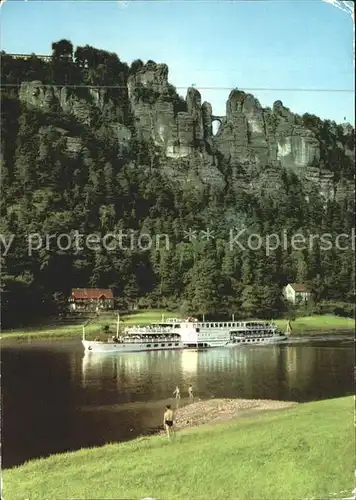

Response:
(1, 0), (354, 125)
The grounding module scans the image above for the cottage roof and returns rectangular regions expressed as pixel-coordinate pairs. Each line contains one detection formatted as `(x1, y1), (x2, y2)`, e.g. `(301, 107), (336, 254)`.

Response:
(290, 283), (309, 292)
(71, 288), (114, 300)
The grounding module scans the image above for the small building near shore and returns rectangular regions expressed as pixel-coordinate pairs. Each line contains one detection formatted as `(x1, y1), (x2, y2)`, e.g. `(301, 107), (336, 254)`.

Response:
(69, 288), (114, 312)
(283, 283), (311, 305)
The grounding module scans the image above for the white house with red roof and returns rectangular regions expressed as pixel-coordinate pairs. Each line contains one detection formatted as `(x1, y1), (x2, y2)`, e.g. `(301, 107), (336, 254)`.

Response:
(283, 283), (311, 305)
(69, 288), (114, 312)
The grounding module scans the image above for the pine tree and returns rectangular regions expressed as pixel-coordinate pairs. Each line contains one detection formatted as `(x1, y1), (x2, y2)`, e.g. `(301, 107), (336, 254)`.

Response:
(185, 257), (220, 316)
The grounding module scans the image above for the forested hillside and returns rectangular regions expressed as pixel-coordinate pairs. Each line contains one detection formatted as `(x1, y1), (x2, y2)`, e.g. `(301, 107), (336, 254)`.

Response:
(1, 40), (355, 327)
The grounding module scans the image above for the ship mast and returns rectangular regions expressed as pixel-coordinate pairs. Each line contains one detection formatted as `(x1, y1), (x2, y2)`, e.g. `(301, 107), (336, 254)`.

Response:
(116, 314), (120, 337)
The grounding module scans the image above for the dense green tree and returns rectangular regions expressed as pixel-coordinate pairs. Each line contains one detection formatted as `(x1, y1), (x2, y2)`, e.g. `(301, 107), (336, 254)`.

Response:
(0, 44), (354, 327)
(52, 39), (73, 61)
(129, 59), (144, 74)
(241, 285), (260, 317)
(184, 257), (220, 316)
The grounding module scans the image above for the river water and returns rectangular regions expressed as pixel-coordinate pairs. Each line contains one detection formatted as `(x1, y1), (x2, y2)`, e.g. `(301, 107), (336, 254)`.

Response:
(1, 335), (354, 469)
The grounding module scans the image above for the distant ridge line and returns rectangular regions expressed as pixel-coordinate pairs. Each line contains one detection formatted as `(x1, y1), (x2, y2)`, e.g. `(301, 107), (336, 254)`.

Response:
(0, 83), (354, 92)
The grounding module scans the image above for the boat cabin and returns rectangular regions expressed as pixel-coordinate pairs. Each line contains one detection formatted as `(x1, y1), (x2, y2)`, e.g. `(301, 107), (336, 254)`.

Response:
(181, 320), (274, 330)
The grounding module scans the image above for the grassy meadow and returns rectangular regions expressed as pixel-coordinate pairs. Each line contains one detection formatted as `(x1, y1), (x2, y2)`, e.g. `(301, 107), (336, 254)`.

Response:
(0, 310), (354, 340)
(274, 314), (355, 334)
(0, 310), (179, 340)
(3, 396), (354, 500)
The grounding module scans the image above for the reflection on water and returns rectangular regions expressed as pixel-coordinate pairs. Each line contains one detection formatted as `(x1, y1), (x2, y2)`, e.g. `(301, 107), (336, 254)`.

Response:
(81, 342), (352, 402)
(82, 349), (184, 388)
(2, 338), (354, 469)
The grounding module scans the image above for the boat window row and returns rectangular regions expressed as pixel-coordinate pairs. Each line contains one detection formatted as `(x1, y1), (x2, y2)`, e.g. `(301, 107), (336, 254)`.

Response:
(231, 331), (274, 337)
(245, 324), (272, 330)
(233, 338), (266, 343)
(196, 332), (230, 337)
(154, 323), (181, 329)
(232, 338), (276, 344)
(195, 322), (270, 328)
(146, 343), (180, 348)
(122, 334), (180, 340)
(196, 322), (242, 328)
(112, 342), (180, 347)
(124, 326), (177, 333)
(110, 336), (181, 344)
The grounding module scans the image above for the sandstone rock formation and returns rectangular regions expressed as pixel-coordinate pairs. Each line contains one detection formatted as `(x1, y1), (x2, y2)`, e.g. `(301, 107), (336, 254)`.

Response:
(18, 62), (354, 199)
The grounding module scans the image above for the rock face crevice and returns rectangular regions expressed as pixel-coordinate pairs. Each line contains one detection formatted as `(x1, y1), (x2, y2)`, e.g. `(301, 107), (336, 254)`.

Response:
(18, 61), (354, 199)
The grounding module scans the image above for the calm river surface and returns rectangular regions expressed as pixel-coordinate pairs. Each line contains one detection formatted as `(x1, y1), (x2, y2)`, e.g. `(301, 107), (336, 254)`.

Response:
(1, 335), (354, 469)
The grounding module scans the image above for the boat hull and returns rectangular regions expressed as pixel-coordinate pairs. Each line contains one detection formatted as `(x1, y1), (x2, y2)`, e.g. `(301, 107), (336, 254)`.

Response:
(227, 335), (288, 346)
(183, 340), (230, 348)
(82, 340), (184, 353)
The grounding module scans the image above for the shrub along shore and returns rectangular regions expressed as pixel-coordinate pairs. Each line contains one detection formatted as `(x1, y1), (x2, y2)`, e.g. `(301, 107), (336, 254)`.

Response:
(3, 396), (354, 500)
(0, 311), (354, 341)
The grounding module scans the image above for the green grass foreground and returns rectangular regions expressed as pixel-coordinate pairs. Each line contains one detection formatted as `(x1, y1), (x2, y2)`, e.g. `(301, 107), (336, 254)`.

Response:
(0, 311), (354, 340)
(3, 397), (354, 500)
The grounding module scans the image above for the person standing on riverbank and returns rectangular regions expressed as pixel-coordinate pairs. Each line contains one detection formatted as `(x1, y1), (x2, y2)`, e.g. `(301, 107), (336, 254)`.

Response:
(173, 386), (180, 399)
(163, 405), (174, 439)
(188, 385), (194, 399)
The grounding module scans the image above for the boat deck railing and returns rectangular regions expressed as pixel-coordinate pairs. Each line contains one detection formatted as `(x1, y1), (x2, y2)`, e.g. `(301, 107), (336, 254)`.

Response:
(234, 325), (276, 330)
(124, 326), (174, 334)
(230, 330), (279, 337)
(110, 336), (181, 344)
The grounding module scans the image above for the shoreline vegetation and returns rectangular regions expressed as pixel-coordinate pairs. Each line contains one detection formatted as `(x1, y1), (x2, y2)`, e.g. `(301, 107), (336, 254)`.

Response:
(0, 311), (354, 341)
(3, 396), (354, 500)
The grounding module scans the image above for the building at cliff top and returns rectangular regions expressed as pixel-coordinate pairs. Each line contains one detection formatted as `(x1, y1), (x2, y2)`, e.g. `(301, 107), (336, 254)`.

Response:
(8, 53), (52, 62)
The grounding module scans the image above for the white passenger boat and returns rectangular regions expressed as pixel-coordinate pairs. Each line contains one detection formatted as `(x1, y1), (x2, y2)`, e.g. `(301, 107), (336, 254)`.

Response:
(81, 316), (288, 353)
(178, 318), (287, 347)
(227, 322), (288, 346)
(81, 317), (183, 353)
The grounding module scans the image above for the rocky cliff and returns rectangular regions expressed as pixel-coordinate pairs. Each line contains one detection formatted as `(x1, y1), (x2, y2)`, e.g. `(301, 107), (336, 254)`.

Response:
(2, 48), (355, 325)
(18, 61), (354, 200)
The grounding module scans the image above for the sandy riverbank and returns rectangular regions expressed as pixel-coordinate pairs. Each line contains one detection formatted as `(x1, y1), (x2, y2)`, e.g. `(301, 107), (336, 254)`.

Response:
(159, 397), (298, 433)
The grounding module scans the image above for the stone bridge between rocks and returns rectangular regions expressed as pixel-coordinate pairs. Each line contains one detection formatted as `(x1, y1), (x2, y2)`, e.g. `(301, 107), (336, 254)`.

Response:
(211, 115), (224, 136)
(211, 115), (224, 124)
